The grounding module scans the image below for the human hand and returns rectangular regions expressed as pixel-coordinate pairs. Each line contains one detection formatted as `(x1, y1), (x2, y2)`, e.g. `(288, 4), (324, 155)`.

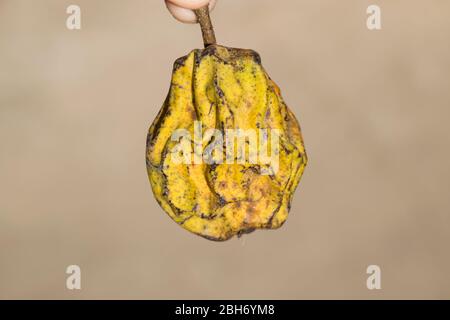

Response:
(165, 0), (217, 23)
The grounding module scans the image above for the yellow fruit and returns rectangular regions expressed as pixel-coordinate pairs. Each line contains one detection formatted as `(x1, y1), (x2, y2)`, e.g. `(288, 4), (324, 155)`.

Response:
(146, 44), (307, 241)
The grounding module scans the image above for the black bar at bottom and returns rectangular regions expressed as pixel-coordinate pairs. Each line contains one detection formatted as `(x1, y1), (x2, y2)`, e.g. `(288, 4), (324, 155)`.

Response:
(0, 300), (447, 319)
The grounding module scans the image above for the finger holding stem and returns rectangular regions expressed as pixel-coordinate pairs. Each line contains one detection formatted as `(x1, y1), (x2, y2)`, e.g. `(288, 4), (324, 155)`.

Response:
(165, 0), (217, 24)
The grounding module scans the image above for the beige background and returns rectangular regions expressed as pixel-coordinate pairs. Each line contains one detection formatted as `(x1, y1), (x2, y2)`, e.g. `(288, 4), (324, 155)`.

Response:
(1, 0), (449, 299)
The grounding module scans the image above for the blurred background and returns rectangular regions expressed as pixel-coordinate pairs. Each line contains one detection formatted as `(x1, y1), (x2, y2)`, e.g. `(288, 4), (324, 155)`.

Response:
(1, 0), (450, 299)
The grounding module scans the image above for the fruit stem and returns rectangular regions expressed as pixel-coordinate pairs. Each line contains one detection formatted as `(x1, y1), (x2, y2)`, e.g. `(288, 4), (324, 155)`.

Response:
(194, 6), (217, 48)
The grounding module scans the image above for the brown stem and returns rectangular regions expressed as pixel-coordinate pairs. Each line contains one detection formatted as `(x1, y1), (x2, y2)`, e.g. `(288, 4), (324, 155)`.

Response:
(194, 6), (217, 48)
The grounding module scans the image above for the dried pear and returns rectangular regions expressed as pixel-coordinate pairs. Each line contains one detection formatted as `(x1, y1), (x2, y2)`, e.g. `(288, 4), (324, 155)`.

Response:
(146, 7), (307, 241)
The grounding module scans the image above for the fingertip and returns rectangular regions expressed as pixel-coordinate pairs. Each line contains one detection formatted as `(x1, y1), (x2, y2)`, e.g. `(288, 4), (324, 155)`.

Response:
(166, 0), (210, 10)
(165, 1), (198, 24)
(166, 0), (217, 24)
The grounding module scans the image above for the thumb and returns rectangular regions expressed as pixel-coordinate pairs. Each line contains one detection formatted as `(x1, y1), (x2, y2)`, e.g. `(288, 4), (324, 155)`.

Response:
(165, 0), (217, 24)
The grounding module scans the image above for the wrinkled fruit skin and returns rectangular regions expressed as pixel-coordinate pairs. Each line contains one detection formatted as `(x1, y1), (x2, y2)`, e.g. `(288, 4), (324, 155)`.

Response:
(146, 45), (307, 241)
